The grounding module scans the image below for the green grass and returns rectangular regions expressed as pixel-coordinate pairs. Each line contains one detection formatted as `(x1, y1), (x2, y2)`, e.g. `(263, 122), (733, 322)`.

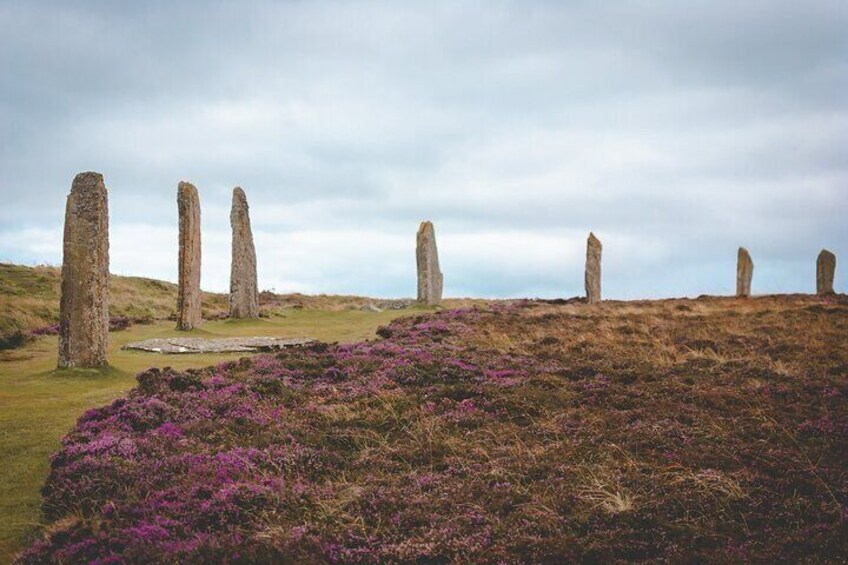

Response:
(0, 263), (227, 342)
(0, 308), (424, 561)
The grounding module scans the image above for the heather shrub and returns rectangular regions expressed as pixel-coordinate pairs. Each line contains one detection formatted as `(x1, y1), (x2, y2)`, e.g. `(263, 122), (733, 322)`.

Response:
(19, 299), (848, 563)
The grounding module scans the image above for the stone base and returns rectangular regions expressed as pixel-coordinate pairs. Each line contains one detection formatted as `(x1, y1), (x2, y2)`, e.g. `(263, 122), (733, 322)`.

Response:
(123, 336), (315, 354)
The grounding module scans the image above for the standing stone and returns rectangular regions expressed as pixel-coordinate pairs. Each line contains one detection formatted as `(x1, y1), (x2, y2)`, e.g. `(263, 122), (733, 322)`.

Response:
(58, 172), (109, 368)
(416, 221), (443, 305)
(176, 182), (202, 330)
(736, 247), (753, 298)
(584, 232), (602, 304)
(816, 249), (836, 295)
(229, 187), (259, 318)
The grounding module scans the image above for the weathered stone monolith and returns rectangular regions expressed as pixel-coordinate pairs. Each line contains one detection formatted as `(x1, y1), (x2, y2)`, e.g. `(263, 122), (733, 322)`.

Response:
(176, 182), (202, 330)
(585, 232), (602, 304)
(817, 249), (836, 295)
(58, 172), (109, 368)
(416, 221), (443, 305)
(736, 247), (753, 298)
(229, 187), (259, 318)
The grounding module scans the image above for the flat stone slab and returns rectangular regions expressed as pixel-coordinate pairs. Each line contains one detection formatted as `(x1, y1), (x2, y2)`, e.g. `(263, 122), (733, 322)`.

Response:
(123, 336), (316, 354)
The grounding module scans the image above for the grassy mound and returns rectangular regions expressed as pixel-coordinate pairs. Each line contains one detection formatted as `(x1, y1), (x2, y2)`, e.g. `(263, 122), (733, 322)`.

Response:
(0, 264), (229, 347)
(19, 297), (848, 562)
(0, 263), (484, 350)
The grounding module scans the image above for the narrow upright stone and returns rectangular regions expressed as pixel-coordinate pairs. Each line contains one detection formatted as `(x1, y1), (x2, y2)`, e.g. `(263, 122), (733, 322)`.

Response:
(58, 172), (109, 368)
(585, 232), (602, 304)
(817, 249), (836, 295)
(229, 187), (259, 318)
(416, 221), (443, 305)
(176, 182), (202, 330)
(736, 247), (753, 298)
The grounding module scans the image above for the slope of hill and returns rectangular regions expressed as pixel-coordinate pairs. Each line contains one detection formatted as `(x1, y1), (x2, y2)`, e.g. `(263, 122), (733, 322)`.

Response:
(0, 264), (229, 348)
(19, 295), (848, 562)
(0, 263), (479, 349)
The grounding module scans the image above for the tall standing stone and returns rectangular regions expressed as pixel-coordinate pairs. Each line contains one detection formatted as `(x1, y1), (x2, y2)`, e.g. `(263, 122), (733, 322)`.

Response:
(229, 187), (259, 318)
(817, 249), (836, 295)
(58, 172), (109, 368)
(736, 247), (753, 298)
(416, 221), (443, 305)
(176, 182), (202, 330)
(585, 232), (602, 304)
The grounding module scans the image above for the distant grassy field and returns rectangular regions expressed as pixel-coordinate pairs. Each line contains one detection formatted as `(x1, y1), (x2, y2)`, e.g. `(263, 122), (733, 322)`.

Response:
(0, 308), (428, 561)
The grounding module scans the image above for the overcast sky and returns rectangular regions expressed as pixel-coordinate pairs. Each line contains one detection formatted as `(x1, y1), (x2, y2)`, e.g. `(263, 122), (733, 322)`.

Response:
(0, 1), (845, 298)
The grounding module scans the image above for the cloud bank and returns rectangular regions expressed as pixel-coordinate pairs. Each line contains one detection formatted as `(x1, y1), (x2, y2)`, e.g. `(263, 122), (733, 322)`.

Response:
(1, 1), (846, 298)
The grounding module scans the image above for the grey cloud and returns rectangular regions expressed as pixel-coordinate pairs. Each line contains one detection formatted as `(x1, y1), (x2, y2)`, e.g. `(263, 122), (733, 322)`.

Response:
(0, 0), (846, 297)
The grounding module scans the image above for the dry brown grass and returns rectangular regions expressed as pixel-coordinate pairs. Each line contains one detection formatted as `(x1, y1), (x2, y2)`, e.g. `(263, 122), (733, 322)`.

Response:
(477, 294), (847, 368)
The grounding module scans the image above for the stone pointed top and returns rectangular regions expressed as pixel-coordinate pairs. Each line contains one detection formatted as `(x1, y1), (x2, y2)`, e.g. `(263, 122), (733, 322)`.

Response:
(230, 187), (252, 227)
(588, 232), (601, 247)
(233, 186), (248, 204)
(738, 246), (753, 267)
(178, 180), (198, 197)
(231, 187), (252, 227)
(819, 248), (835, 260)
(71, 172), (106, 195)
